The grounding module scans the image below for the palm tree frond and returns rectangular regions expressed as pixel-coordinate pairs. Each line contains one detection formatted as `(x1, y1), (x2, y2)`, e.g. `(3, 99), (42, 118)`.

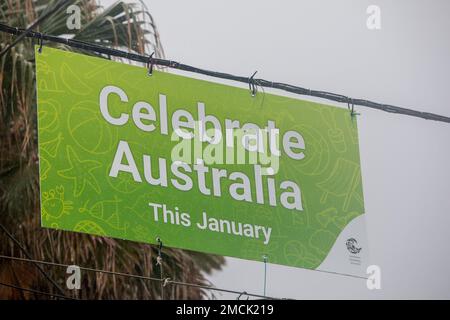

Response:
(0, 0), (224, 300)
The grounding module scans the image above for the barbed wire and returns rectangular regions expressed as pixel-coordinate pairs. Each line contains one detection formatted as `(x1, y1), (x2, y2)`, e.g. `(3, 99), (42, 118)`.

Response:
(0, 22), (449, 124)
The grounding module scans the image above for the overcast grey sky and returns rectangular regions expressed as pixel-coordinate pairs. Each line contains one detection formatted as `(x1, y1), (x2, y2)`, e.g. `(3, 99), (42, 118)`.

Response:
(101, 0), (450, 299)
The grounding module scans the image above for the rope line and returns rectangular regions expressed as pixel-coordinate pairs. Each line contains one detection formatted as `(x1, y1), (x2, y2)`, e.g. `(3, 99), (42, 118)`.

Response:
(0, 22), (449, 124)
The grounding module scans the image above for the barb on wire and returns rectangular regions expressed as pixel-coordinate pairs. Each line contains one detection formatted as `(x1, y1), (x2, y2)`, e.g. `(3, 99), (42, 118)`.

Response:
(0, 22), (449, 124)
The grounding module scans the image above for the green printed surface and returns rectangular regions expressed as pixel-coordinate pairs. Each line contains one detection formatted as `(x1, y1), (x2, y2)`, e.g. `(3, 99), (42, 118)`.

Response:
(36, 46), (365, 270)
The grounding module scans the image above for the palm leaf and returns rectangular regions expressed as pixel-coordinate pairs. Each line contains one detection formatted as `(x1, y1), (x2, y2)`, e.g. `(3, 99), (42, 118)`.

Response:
(0, 0), (224, 300)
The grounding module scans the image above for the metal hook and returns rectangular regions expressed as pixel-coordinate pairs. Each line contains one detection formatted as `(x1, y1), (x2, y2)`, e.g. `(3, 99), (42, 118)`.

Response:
(157, 236), (162, 250)
(154, 236), (165, 299)
(163, 277), (171, 287)
(38, 33), (44, 54)
(249, 71), (258, 97)
(347, 97), (359, 117)
(147, 52), (155, 76)
(156, 236), (163, 259)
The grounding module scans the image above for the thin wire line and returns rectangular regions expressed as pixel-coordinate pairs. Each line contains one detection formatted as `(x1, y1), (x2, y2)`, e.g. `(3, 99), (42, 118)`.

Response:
(0, 281), (75, 300)
(263, 255), (268, 296)
(0, 254), (368, 281)
(0, 254), (284, 299)
(0, 22), (449, 124)
(0, 0), (71, 57)
(0, 254), (367, 300)
(166, 279), (282, 300)
(0, 224), (69, 297)
(0, 254), (161, 282)
(156, 237), (164, 300)
(314, 268), (368, 280)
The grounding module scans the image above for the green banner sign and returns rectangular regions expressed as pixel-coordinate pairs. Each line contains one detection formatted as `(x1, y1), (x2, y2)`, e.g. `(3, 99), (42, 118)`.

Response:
(36, 47), (366, 274)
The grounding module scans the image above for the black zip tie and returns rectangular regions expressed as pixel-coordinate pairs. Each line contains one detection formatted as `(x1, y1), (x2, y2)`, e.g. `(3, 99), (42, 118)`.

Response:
(147, 52), (155, 76)
(347, 97), (359, 117)
(249, 71), (258, 97)
(347, 97), (353, 115)
(38, 33), (44, 54)
(156, 236), (163, 258)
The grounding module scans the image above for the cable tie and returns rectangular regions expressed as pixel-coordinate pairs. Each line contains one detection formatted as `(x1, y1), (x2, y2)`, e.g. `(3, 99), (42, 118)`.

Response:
(147, 52), (155, 76)
(38, 33), (44, 54)
(347, 97), (359, 117)
(249, 71), (258, 97)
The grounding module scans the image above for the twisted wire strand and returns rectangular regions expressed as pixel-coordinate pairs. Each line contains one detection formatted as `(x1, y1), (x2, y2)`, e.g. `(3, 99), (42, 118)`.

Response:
(0, 23), (449, 124)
